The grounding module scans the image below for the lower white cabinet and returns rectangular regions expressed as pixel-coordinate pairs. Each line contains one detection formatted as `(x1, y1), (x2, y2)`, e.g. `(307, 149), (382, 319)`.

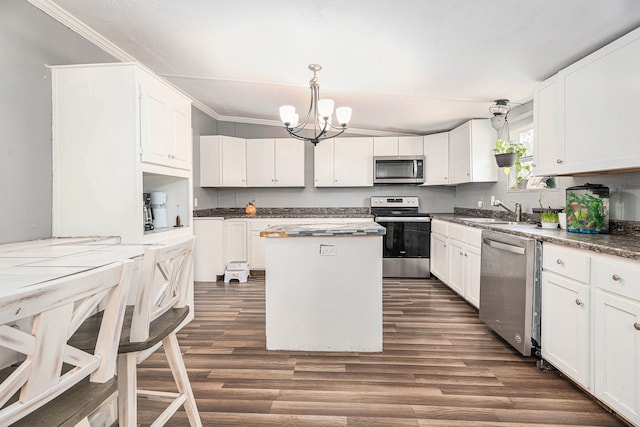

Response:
(431, 220), (482, 309)
(193, 218), (224, 281)
(430, 230), (448, 282)
(223, 220), (248, 265)
(541, 270), (591, 388)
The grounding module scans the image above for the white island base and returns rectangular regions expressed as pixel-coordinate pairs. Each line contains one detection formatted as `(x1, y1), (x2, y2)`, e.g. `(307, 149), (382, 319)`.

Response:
(264, 229), (383, 352)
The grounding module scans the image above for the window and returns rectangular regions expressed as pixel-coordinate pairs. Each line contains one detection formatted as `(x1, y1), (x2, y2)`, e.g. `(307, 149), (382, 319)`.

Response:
(507, 120), (556, 192)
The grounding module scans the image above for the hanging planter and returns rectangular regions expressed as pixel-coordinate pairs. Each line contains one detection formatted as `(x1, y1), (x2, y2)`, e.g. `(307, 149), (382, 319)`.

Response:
(494, 152), (517, 167)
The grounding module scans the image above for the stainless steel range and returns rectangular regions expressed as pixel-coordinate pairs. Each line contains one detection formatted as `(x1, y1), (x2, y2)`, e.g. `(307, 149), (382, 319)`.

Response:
(370, 196), (431, 278)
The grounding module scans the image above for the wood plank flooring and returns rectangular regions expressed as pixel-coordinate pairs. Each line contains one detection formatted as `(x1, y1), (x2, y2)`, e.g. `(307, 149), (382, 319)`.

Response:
(136, 276), (629, 426)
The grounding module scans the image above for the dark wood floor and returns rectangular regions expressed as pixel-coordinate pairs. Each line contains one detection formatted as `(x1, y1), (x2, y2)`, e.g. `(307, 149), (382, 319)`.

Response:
(137, 276), (628, 426)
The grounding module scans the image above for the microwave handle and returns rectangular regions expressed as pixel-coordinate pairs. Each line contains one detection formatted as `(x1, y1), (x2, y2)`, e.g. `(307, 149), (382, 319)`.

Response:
(413, 160), (416, 177)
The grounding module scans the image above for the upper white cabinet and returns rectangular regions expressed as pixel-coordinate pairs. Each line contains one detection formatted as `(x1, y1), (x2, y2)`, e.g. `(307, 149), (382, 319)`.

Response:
(314, 137), (374, 187)
(533, 27), (640, 176)
(422, 132), (449, 186)
(373, 136), (423, 156)
(448, 119), (497, 185)
(200, 135), (247, 187)
(51, 63), (193, 244)
(246, 138), (305, 187)
(139, 71), (192, 170)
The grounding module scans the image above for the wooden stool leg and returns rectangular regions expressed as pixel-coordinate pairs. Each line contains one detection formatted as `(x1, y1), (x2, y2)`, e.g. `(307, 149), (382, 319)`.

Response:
(117, 352), (138, 427)
(163, 333), (202, 427)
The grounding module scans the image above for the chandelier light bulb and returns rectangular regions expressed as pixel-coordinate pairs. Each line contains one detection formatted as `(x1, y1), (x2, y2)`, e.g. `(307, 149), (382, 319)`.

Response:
(279, 105), (296, 125)
(289, 113), (299, 128)
(336, 107), (352, 126)
(317, 99), (335, 118)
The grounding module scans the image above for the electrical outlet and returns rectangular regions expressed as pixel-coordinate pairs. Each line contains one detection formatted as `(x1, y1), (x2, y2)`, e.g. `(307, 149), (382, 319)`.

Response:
(490, 195), (496, 206)
(194, 197), (198, 208)
(319, 244), (337, 256)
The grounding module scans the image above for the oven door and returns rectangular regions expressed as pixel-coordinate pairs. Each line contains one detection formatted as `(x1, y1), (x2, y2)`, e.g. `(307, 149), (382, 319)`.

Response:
(375, 216), (431, 278)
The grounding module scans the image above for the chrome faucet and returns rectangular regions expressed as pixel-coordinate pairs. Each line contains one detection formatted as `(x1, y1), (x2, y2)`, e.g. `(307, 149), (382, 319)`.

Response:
(494, 199), (522, 222)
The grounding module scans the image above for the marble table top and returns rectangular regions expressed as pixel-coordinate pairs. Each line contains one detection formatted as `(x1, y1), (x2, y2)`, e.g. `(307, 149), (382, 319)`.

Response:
(260, 222), (386, 238)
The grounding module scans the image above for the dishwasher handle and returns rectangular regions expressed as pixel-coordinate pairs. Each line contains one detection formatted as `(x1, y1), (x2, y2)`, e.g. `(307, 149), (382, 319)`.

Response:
(483, 238), (525, 255)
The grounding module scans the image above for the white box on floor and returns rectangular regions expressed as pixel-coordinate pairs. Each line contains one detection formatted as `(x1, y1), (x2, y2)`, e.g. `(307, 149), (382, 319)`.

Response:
(224, 261), (250, 283)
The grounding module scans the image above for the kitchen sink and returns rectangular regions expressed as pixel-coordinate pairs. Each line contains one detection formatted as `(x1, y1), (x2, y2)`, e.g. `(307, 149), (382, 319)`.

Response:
(459, 217), (538, 227)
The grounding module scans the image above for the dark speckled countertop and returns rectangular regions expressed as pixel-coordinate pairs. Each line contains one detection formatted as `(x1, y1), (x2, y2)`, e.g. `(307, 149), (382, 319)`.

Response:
(433, 208), (640, 260)
(193, 207), (373, 219)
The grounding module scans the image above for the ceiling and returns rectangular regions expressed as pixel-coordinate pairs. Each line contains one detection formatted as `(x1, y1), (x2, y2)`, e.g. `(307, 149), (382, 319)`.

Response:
(41, 0), (640, 135)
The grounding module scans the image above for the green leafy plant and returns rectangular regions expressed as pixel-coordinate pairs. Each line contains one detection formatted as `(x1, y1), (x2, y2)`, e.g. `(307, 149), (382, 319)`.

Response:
(540, 210), (559, 223)
(494, 140), (531, 181)
(566, 192), (606, 231)
(494, 139), (517, 154)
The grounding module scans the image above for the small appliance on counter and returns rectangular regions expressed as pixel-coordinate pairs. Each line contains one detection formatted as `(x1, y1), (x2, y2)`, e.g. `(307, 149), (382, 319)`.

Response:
(150, 191), (169, 229)
(565, 183), (609, 234)
(143, 193), (154, 231)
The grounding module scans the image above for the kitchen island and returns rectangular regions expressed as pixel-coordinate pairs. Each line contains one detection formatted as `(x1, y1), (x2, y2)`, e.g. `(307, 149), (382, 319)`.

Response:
(260, 222), (385, 352)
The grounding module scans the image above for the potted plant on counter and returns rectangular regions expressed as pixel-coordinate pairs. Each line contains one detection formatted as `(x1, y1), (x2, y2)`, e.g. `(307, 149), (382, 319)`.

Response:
(540, 209), (559, 229)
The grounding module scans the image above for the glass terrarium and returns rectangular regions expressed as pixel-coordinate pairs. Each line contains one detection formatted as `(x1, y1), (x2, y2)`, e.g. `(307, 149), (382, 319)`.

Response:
(565, 184), (609, 234)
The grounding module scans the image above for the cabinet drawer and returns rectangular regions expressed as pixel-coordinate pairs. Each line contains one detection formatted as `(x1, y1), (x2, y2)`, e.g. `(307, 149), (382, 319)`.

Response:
(593, 255), (640, 301)
(448, 223), (465, 242)
(432, 219), (448, 236)
(543, 244), (590, 283)
(465, 227), (483, 248)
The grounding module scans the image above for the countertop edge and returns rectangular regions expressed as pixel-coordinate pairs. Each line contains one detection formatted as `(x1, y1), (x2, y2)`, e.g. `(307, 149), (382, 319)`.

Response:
(431, 214), (640, 261)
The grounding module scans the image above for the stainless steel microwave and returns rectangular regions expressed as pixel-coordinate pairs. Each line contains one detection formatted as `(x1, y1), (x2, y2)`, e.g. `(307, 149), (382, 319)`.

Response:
(373, 156), (425, 184)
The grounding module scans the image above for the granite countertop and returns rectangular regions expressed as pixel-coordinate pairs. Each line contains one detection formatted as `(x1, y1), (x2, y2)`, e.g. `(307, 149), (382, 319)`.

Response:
(194, 207), (373, 219)
(432, 212), (640, 260)
(260, 222), (386, 238)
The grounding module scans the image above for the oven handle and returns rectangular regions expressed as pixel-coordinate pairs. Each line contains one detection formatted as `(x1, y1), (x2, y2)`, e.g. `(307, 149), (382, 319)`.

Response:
(483, 238), (525, 255)
(375, 216), (431, 222)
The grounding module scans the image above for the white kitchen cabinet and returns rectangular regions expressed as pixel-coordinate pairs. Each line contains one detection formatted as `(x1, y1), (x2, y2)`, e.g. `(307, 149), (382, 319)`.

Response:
(223, 220), (248, 266)
(51, 63), (193, 244)
(532, 75), (564, 176)
(246, 138), (305, 187)
(533, 26), (640, 176)
(448, 119), (497, 185)
(445, 223), (482, 307)
(541, 244), (591, 389)
(314, 137), (374, 187)
(430, 230), (448, 283)
(200, 135), (247, 187)
(592, 254), (640, 425)
(422, 132), (449, 186)
(139, 70), (192, 170)
(373, 136), (423, 156)
(193, 218), (224, 281)
(541, 271), (591, 388)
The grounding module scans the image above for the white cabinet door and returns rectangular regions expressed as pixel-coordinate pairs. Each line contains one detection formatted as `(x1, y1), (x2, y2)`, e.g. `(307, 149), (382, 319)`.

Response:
(465, 244), (481, 309)
(594, 290), (640, 425)
(561, 32), (640, 174)
(373, 137), (398, 156)
(430, 232), (448, 283)
(139, 70), (192, 170)
(448, 120), (497, 185)
(447, 239), (465, 296)
(246, 138), (276, 186)
(274, 138), (305, 186)
(193, 218), (224, 281)
(313, 140), (334, 186)
(448, 121), (472, 185)
(333, 137), (373, 186)
(541, 271), (590, 388)
(222, 137), (247, 187)
(423, 133), (449, 186)
(398, 136), (423, 155)
(533, 75), (564, 176)
(223, 220), (248, 265)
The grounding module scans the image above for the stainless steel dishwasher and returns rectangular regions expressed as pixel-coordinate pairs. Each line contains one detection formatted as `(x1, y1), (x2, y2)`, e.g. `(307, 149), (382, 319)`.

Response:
(479, 230), (542, 356)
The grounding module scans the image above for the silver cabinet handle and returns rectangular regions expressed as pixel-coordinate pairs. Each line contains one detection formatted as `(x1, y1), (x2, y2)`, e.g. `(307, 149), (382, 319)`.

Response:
(464, 253), (468, 257)
(634, 323), (640, 330)
(459, 251), (463, 256)
(556, 258), (563, 265)
(557, 159), (563, 164)
(612, 274), (621, 281)
(575, 299), (583, 306)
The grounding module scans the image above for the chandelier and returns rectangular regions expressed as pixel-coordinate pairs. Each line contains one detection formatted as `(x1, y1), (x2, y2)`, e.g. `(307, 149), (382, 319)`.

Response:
(279, 64), (352, 145)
